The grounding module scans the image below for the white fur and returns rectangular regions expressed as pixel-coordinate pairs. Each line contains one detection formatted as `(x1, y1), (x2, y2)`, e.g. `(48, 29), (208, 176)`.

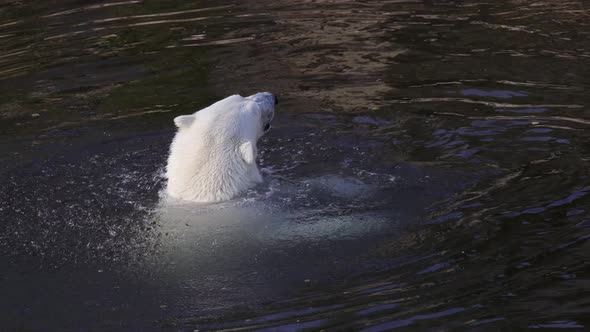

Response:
(165, 92), (275, 203)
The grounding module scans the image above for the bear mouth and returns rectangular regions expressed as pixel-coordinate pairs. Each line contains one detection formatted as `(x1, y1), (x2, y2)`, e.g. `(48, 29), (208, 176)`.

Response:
(263, 123), (271, 132)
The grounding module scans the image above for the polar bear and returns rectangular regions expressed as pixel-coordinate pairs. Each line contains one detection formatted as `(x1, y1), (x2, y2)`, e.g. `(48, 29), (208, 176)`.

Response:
(165, 92), (277, 203)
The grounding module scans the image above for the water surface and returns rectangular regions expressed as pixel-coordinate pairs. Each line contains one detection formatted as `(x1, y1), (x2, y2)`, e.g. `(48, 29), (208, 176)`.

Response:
(1, 0), (589, 331)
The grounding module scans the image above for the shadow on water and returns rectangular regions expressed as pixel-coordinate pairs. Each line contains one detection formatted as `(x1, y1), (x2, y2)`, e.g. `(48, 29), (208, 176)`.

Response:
(1, 0), (589, 331)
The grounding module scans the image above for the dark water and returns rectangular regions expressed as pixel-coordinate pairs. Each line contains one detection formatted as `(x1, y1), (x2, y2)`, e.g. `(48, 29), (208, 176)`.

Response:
(1, 0), (589, 331)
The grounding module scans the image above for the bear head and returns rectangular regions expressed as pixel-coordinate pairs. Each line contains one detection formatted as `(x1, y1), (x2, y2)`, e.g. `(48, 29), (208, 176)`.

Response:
(165, 92), (277, 203)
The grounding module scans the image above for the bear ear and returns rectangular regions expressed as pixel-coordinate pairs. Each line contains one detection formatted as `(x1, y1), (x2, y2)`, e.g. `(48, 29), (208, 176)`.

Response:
(239, 141), (256, 165)
(173, 115), (195, 129)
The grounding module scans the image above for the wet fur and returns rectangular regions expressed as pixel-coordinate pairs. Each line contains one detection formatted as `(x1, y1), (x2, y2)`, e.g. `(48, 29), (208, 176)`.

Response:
(166, 93), (275, 203)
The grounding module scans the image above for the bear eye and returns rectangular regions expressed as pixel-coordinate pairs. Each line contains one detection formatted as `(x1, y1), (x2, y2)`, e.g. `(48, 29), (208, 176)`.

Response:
(264, 123), (271, 131)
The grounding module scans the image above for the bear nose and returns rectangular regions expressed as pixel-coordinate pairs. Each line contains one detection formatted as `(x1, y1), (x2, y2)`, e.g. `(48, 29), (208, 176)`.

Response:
(274, 95), (279, 105)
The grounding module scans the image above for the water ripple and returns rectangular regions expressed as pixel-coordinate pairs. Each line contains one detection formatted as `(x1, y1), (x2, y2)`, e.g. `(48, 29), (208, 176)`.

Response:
(42, 0), (143, 18)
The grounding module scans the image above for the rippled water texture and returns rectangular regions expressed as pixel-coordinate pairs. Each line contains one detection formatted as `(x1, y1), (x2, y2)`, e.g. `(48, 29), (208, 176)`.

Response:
(1, 0), (589, 331)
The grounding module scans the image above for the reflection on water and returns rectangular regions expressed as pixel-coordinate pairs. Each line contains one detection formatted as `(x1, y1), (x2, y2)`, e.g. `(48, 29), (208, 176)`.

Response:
(1, 0), (589, 330)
